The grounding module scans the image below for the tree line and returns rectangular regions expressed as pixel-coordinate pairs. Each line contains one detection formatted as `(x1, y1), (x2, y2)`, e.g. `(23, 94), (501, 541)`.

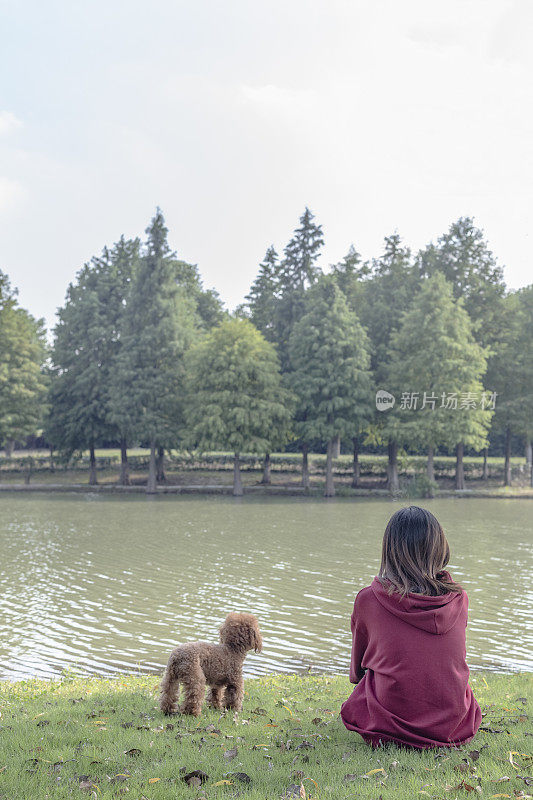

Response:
(0, 208), (531, 495)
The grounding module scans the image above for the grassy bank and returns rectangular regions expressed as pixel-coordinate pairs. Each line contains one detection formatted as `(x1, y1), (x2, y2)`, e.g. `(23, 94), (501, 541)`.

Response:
(0, 673), (531, 799)
(1, 449), (532, 497)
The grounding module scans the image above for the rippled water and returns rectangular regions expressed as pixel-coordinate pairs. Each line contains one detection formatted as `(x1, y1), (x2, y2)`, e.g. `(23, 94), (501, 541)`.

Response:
(0, 494), (531, 680)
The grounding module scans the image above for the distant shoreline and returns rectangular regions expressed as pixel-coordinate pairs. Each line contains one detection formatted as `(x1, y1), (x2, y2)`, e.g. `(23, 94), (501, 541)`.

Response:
(0, 483), (531, 499)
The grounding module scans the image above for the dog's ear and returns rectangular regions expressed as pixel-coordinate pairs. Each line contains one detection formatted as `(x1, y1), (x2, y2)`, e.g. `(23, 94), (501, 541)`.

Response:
(253, 628), (263, 653)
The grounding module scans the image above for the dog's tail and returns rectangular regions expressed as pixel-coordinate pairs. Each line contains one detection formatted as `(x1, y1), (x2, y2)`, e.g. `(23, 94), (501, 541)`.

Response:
(159, 658), (180, 715)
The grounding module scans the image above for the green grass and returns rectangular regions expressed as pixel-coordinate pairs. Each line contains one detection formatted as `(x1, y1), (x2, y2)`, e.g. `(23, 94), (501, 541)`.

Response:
(0, 673), (531, 799)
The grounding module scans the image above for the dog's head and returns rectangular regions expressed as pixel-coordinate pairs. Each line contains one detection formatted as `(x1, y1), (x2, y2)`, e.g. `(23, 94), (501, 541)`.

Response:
(219, 613), (262, 654)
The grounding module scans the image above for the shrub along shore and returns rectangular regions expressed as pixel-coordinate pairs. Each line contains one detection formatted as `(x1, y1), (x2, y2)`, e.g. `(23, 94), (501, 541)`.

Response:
(0, 450), (532, 498)
(0, 672), (531, 800)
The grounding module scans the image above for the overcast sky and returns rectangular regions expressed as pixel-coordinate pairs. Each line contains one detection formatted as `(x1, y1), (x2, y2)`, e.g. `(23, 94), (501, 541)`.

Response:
(1, 0), (532, 329)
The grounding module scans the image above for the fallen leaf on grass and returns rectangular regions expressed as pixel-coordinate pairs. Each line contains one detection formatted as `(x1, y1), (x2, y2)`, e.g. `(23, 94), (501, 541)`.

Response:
(365, 767), (387, 777)
(343, 774), (358, 782)
(124, 749), (142, 757)
(79, 779), (99, 792)
(227, 772), (252, 784)
(214, 780), (233, 786)
(148, 778), (160, 784)
(223, 748), (238, 761)
(182, 770), (209, 786)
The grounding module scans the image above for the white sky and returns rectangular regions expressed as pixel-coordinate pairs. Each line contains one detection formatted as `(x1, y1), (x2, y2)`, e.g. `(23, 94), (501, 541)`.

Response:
(1, 0), (532, 329)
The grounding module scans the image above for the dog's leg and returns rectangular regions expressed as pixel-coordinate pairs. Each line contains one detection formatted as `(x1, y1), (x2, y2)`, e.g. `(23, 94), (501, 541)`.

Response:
(207, 685), (224, 710)
(224, 675), (244, 712)
(159, 664), (180, 715)
(180, 661), (206, 717)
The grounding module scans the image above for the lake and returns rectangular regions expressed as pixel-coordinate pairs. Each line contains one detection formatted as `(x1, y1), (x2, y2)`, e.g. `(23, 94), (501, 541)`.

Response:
(0, 494), (531, 680)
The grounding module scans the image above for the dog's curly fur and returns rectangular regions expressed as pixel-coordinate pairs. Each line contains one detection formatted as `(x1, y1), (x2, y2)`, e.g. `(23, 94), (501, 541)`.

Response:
(159, 613), (262, 716)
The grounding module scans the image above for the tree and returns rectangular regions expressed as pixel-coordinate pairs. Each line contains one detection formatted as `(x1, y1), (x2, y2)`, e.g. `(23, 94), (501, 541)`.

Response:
(287, 275), (373, 497)
(418, 217), (506, 349)
(243, 246), (280, 343)
(0, 270), (48, 454)
(47, 237), (140, 485)
(487, 285), (533, 485)
(183, 318), (292, 496)
(273, 208), (324, 368)
(386, 274), (493, 493)
(357, 233), (418, 489)
(111, 209), (197, 493)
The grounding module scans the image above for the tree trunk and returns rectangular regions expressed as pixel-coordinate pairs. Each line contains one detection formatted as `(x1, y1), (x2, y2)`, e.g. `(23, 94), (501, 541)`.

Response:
(50, 447), (55, 473)
(233, 451), (243, 496)
(526, 439), (532, 466)
(455, 442), (465, 490)
(331, 434), (341, 459)
(325, 438), (335, 497)
(261, 452), (271, 485)
(504, 426), (512, 486)
(387, 440), (399, 493)
(482, 447), (488, 481)
(301, 444), (310, 489)
(351, 436), (360, 488)
(4, 439), (15, 458)
(530, 459), (533, 489)
(120, 438), (130, 486)
(89, 444), (98, 486)
(427, 444), (435, 483)
(146, 439), (157, 494)
(156, 446), (166, 483)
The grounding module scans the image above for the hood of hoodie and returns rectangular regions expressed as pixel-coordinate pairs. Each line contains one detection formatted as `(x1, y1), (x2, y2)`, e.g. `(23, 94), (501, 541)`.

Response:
(370, 572), (464, 635)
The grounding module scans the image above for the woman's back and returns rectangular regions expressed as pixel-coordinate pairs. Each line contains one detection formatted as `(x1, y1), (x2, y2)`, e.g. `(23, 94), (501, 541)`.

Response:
(340, 506), (481, 749)
(340, 576), (481, 748)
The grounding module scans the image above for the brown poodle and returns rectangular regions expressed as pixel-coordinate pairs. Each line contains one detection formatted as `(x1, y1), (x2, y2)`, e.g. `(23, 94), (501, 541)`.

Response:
(159, 613), (262, 716)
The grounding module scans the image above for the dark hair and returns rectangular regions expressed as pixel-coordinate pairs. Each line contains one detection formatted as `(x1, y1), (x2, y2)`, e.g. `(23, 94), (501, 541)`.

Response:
(378, 506), (462, 597)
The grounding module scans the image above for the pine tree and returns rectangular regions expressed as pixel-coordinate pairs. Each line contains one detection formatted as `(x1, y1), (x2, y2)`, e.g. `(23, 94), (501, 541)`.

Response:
(244, 246), (280, 342)
(287, 275), (373, 497)
(183, 318), (293, 495)
(386, 274), (493, 492)
(111, 209), (197, 492)
(0, 271), (48, 454)
(356, 233), (418, 489)
(274, 208), (324, 368)
(418, 217), (506, 348)
(487, 285), (533, 485)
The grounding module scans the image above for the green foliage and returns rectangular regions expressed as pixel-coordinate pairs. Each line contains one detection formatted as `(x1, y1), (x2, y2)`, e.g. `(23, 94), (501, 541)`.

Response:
(0, 271), (48, 447)
(183, 318), (293, 454)
(418, 217), (506, 348)
(47, 236), (140, 456)
(110, 210), (197, 448)
(0, 672), (530, 800)
(488, 284), (533, 439)
(287, 275), (373, 444)
(385, 273), (493, 451)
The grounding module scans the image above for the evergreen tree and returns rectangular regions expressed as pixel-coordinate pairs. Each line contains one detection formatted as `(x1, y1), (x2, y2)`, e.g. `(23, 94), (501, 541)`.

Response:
(0, 270), (48, 454)
(331, 244), (370, 313)
(418, 217), (506, 348)
(243, 246), (279, 342)
(386, 274), (493, 492)
(356, 233), (418, 489)
(183, 318), (292, 495)
(111, 209), (197, 492)
(287, 275), (373, 497)
(172, 259), (225, 330)
(488, 285), (533, 485)
(273, 207), (324, 368)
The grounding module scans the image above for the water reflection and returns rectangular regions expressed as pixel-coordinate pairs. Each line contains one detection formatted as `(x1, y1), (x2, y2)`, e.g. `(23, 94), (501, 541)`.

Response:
(0, 494), (531, 679)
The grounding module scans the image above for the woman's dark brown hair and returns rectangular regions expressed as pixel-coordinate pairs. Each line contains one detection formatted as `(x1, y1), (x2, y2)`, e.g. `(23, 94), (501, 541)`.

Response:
(378, 506), (463, 597)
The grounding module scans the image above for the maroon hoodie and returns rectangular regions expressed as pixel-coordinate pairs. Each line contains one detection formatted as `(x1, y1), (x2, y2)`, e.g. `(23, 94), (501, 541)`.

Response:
(340, 573), (481, 749)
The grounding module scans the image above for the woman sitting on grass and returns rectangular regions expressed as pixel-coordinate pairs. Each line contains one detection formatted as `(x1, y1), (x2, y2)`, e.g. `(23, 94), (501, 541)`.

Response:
(341, 505), (481, 749)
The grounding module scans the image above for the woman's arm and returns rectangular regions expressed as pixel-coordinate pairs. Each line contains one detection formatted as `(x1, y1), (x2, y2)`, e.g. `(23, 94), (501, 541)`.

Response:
(349, 596), (368, 684)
